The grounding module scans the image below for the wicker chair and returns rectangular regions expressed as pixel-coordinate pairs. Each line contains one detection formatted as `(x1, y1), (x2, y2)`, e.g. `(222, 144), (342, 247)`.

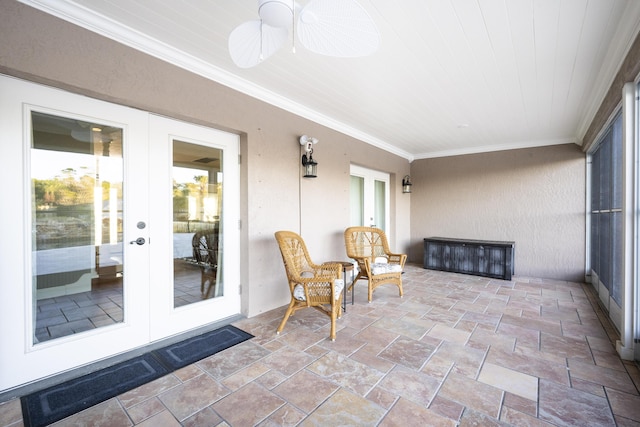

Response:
(274, 231), (344, 341)
(344, 226), (407, 302)
(192, 228), (218, 298)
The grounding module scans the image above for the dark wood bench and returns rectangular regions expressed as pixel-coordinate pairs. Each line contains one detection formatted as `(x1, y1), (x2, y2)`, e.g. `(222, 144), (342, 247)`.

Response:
(423, 237), (514, 280)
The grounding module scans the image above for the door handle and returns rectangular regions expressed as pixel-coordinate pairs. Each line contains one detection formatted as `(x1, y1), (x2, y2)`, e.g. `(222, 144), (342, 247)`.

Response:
(129, 237), (146, 245)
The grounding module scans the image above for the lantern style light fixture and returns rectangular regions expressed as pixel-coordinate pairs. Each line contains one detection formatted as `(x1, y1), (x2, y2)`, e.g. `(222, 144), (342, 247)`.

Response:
(300, 135), (318, 178)
(402, 175), (412, 193)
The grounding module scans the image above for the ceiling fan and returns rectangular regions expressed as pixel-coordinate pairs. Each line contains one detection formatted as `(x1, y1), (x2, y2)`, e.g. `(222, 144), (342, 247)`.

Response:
(228, 0), (380, 68)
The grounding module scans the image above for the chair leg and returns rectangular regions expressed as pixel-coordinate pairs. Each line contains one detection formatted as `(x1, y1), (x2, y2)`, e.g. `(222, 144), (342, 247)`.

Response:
(203, 278), (216, 299)
(348, 272), (365, 292)
(201, 269), (217, 299)
(329, 303), (338, 341)
(276, 300), (296, 335)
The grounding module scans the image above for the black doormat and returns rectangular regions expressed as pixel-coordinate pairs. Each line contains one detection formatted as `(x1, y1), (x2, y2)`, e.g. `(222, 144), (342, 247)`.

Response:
(21, 325), (253, 427)
(153, 324), (253, 370)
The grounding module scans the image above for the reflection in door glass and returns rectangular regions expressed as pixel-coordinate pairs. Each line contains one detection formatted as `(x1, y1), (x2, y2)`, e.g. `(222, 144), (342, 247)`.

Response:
(172, 140), (223, 307)
(350, 175), (364, 226)
(31, 111), (124, 344)
(374, 180), (386, 231)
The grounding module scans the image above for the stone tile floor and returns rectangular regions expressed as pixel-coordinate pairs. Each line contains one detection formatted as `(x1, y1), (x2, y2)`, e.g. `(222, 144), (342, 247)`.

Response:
(2, 264), (640, 426)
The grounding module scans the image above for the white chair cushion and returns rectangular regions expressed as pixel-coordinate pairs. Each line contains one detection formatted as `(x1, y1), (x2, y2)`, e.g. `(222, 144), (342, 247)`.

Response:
(293, 284), (306, 301)
(294, 271), (314, 300)
(371, 263), (403, 275)
(334, 279), (344, 300)
(294, 279), (344, 302)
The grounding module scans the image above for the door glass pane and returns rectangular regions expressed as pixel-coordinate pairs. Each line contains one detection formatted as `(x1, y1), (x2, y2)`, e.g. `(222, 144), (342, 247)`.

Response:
(611, 115), (623, 209)
(374, 179), (386, 231)
(589, 112), (623, 302)
(173, 140), (223, 307)
(31, 111), (124, 344)
(350, 175), (364, 226)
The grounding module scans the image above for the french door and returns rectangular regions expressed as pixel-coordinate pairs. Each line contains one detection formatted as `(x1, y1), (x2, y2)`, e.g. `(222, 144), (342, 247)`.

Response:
(350, 164), (389, 231)
(0, 76), (239, 391)
(148, 115), (240, 339)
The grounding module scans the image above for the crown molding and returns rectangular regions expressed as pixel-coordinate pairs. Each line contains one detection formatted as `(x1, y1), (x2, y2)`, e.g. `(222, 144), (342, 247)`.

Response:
(413, 138), (578, 160)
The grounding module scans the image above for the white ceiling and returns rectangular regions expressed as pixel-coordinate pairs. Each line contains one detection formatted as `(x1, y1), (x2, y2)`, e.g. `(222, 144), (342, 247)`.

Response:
(20, 0), (640, 160)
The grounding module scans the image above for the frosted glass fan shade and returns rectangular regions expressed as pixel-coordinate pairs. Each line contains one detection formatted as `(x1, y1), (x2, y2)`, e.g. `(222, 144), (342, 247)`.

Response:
(297, 0), (379, 57)
(227, 0), (379, 67)
(228, 20), (288, 68)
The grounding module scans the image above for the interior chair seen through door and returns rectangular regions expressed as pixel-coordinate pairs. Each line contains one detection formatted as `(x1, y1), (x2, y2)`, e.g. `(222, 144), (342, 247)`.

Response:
(192, 227), (218, 299)
(274, 231), (344, 341)
(344, 226), (407, 302)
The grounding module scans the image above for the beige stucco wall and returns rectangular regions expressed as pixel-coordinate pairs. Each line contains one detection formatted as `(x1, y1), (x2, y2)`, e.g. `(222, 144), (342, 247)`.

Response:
(409, 144), (586, 281)
(0, 0), (411, 318)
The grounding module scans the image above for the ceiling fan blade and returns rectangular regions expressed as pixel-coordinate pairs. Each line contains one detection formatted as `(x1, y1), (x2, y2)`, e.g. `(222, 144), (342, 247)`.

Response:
(297, 0), (379, 58)
(228, 20), (288, 68)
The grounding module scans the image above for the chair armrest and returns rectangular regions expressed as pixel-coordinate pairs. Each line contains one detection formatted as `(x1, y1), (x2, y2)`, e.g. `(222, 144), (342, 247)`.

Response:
(293, 262), (341, 281)
(387, 253), (407, 268)
(346, 256), (368, 267)
(362, 258), (374, 274)
(296, 263), (343, 302)
(293, 263), (342, 284)
(317, 262), (343, 278)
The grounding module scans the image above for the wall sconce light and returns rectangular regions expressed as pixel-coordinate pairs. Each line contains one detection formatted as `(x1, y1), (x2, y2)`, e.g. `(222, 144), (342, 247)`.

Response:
(402, 175), (412, 193)
(300, 135), (318, 178)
